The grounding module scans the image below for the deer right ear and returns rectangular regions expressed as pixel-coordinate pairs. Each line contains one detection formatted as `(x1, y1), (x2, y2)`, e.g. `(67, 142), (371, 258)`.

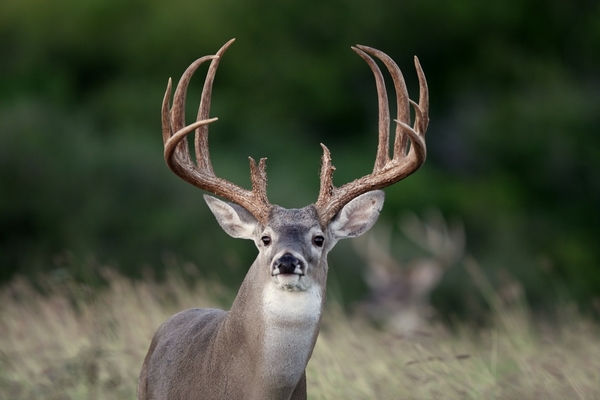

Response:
(204, 195), (260, 240)
(329, 190), (385, 240)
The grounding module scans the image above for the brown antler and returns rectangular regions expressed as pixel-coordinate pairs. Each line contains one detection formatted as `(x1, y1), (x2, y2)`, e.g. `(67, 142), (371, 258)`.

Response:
(315, 46), (429, 226)
(162, 39), (272, 225)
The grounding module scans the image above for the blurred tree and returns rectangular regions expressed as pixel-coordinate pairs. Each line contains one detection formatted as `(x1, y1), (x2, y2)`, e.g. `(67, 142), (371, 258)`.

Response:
(0, 0), (598, 309)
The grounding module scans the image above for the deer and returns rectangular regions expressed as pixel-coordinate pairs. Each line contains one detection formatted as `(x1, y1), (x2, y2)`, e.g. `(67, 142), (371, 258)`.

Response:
(353, 210), (465, 334)
(137, 38), (429, 400)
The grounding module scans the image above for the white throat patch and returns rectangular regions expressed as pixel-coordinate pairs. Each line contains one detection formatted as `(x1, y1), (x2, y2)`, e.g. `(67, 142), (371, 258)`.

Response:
(261, 284), (322, 386)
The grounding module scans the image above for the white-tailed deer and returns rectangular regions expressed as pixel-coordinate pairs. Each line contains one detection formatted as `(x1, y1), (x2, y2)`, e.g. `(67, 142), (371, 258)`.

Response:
(137, 39), (428, 400)
(353, 210), (465, 334)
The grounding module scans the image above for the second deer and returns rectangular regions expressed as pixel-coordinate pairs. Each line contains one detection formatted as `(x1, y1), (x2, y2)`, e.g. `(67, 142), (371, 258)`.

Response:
(354, 210), (465, 334)
(137, 39), (429, 400)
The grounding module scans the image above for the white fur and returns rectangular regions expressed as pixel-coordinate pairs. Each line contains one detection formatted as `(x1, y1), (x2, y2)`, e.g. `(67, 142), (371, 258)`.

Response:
(261, 283), (322, 385)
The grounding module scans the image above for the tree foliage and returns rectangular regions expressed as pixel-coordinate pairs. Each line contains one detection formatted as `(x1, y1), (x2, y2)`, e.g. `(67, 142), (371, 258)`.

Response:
(1, 0), (599, 308)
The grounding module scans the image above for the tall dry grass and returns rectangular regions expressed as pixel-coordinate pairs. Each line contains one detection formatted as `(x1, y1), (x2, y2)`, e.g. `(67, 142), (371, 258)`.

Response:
(1, 268), (599, 399)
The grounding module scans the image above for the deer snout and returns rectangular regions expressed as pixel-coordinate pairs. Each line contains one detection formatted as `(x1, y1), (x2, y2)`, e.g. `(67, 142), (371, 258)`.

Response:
(272, 253), (305, 276)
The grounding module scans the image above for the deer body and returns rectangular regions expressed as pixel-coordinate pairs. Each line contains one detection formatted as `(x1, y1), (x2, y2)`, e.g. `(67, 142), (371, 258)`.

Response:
(138, 199), (383, 399)
(138, 39), (429, 399)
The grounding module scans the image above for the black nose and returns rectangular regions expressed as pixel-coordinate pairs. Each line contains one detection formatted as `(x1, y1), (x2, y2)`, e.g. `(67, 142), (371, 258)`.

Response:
(274, 253), (304, 275)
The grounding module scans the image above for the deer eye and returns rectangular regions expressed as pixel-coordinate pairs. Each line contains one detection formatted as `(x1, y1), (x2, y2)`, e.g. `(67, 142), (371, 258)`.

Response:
(313, 235), (325, 247)
(261, 236), (271, 246)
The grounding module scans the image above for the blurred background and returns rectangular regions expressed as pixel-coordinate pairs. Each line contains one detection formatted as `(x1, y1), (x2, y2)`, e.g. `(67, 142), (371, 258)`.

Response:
(1, 0), (599, 318)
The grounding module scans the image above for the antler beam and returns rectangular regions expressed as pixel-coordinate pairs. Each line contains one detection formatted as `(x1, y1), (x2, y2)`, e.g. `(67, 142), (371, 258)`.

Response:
(315, 46), (429, 226)
(162, 39), (272, 225)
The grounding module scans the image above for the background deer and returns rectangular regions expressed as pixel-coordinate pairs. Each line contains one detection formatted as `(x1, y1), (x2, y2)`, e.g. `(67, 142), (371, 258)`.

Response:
(137, 39), (428, 400)
(353, 210), (465, 334)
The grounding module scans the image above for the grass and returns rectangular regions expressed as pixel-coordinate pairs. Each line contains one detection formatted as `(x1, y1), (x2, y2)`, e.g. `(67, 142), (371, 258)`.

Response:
(1, 268), (599, 399)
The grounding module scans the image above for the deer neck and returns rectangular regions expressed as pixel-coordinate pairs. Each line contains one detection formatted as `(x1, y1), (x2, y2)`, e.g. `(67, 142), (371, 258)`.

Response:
(261, 278), (323, 383)
(223, 258), (326, 394)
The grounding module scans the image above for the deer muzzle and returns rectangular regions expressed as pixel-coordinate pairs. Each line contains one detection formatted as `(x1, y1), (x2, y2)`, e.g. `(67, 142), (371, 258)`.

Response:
(272, 253), (305, 276)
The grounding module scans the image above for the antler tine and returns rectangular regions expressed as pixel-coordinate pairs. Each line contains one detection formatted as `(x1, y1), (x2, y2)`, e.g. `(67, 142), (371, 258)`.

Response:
(195, 38), (236, 172)
(413, 55), (429, 137)
(355, 46), (413, 165)
(162, 40), (272, 225)
(393, 55), (428, 165)
(315, 46), (429, 226)
(358, 45), (420, 163)
(163, 55), (219, 167)
(351, 47), (391, 170)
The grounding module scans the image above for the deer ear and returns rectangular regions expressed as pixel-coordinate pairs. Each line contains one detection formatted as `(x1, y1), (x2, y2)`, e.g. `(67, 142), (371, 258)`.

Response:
(329, 190), (385, 240)
(204, 195), (260, 240)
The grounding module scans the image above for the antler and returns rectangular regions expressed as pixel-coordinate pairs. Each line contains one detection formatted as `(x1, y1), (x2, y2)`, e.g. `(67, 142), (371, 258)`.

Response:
(162, 39), (272, 225)
(315, 46), (429, 226)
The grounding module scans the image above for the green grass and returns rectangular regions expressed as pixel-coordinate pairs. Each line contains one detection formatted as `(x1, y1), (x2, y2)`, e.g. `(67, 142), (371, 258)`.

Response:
(1, 269), (599, 399)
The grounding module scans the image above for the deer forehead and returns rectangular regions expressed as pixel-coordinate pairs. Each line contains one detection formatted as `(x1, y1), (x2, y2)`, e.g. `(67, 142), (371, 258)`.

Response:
(265, 206), (322, 236)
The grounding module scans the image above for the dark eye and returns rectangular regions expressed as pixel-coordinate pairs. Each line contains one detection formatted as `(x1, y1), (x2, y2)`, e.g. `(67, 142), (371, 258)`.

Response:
(261, 236), (271, 246)
(313, 235), (325, 247)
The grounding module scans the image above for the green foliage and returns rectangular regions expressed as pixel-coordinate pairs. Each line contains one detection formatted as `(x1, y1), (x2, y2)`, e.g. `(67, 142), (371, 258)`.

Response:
(1, 0), (599, 306)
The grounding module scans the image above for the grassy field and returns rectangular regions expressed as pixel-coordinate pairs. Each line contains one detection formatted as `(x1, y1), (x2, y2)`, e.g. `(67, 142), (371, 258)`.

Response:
(1, 268), (599, 399)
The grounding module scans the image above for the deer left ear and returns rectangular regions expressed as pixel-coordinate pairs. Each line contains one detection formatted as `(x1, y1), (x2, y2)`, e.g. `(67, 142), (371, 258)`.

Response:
(329, 191), (385, 240)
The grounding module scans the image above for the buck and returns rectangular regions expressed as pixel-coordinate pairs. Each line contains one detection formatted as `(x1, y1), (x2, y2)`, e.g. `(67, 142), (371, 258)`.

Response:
(137, 38), (428, 400)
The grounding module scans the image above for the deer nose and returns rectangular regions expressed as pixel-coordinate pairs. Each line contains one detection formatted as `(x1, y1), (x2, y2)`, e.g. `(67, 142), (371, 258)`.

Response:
(273, 253), (304, 275)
